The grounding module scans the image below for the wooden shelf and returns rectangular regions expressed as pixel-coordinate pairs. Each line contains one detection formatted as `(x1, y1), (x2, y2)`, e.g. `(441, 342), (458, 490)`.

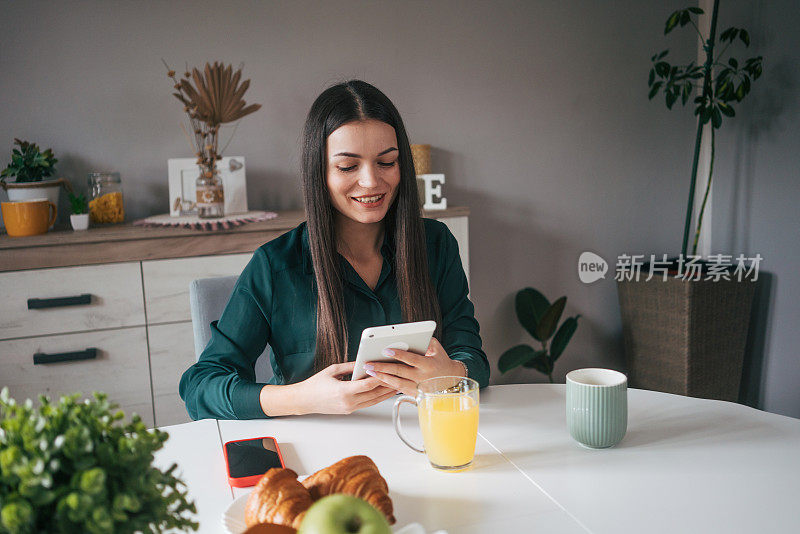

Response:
(0, 207), (469, 272)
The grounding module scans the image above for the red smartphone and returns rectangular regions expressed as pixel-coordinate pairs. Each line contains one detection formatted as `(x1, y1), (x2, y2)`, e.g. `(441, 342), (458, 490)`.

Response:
(222, 436), (286, 487)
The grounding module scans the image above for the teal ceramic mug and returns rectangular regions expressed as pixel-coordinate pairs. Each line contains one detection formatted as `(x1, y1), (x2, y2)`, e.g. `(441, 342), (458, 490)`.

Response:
(566, 368), (628, 448)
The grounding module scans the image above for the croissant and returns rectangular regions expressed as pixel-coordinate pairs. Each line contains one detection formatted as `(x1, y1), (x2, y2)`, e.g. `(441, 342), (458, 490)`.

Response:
(244, 468), (313, 529)
(301, 455), (396, 524)
(243, 524), (297, 534)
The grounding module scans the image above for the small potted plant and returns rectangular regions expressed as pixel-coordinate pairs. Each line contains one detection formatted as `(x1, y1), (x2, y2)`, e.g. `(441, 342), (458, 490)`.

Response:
(0, 139), (70, 209)
(68, 192), (89, 230)
(498, 287), (580, 383)
(0, 388), (198, 533)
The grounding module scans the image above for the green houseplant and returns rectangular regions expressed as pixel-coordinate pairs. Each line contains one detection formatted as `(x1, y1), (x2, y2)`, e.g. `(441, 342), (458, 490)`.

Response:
(498, 288), (580, 383)
(0, 139), (57, 184)
(1, 139), (70, 210)
(647, 2), (762, 256)
(68, 192), (89, 231)
(0, 388), (197, 534)
(617, 1), (762, 402)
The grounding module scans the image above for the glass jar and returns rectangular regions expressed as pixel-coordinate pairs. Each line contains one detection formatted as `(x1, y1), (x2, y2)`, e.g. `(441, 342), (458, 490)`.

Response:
(88, 172), (125, 224)
(195, 166), (224, 218)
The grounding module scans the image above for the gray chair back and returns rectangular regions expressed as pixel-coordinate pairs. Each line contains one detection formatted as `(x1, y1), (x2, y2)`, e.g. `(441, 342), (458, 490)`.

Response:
(189, 275), (273, 383)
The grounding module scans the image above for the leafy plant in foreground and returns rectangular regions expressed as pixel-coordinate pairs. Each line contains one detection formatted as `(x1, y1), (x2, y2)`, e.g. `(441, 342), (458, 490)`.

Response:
(0, 388), (198, 534)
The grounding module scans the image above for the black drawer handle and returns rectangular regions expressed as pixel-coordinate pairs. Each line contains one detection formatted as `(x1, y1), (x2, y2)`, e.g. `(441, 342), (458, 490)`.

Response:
(33, 348), (98, 365)
(27, 294), (92, 310)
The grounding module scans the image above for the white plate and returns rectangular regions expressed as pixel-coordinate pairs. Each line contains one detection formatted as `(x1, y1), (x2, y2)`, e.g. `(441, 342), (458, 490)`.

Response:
(222, 493), (250, 534)
(221, 494), (447, 534)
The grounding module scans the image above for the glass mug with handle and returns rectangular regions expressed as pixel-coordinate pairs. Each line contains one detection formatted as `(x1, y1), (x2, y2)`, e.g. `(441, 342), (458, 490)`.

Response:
(393, 376), (480, 472)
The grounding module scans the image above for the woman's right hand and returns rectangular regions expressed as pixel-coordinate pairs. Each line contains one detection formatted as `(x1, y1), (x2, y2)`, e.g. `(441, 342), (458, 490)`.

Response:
(298, 361), (397, 415)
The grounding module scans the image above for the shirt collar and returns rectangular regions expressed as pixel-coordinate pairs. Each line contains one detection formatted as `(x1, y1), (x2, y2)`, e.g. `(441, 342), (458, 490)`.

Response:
(380, 224), (396, 262)
(301, 221), (395, 275)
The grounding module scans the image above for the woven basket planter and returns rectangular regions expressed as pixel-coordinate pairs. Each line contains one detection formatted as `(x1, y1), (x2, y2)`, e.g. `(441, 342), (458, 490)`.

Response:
(617, 276), (755, 402)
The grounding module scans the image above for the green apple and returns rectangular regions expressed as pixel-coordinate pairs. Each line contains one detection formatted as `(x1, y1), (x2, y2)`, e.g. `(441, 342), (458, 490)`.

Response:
(297, 494), (392, 534)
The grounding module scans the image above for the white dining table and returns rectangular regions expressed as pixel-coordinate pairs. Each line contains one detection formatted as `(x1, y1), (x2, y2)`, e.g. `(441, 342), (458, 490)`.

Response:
(153, 384), (800, 534)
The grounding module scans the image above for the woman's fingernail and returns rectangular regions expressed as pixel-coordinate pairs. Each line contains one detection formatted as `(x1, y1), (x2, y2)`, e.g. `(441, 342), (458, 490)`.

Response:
(382, 349), (395, 357)
(365, 369), (376, 377)
(364, 364), (374, 371)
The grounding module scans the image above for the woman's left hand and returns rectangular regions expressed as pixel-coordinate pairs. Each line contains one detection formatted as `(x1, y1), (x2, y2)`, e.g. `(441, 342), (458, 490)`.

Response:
(364, 337), (466, 396)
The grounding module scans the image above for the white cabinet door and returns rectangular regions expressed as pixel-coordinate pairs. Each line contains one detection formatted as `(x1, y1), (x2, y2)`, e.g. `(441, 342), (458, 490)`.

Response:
(148, 322), (196, 427)
(0, 327), (154, 427)
(142, 253), (252, 324)
(0, 262), (145, 339)
(439, 216), (470, 284)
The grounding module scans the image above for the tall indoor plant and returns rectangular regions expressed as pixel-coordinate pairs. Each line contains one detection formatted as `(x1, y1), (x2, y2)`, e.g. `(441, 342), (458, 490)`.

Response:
(647, 2), (762, 256)
(618, 2), (763, 402)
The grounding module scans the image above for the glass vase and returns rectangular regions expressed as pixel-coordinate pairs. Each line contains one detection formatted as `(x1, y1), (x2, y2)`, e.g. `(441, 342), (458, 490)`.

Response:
(196, 165), (224, 218)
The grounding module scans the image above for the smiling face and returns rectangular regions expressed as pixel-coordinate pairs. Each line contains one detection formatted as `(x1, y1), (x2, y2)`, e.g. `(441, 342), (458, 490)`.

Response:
(325, 119), (401, 226)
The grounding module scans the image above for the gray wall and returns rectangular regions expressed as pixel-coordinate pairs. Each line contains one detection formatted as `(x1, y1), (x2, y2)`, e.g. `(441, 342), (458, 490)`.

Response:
(711, 0), (800, 417)
(1, 1), (797, 417)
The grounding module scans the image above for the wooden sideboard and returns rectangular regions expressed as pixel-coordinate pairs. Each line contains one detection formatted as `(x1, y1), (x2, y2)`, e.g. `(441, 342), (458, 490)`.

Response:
(0, 207), (470, 427)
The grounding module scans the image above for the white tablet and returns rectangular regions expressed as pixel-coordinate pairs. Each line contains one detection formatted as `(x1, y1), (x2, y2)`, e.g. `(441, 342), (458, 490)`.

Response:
(350, 320), (437, 381)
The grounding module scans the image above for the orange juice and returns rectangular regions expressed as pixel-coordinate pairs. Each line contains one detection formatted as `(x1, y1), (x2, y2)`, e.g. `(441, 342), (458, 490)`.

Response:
(418, 394), (479, 468)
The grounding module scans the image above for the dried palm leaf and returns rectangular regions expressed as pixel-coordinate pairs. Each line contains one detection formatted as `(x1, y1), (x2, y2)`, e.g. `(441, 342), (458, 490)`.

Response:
(178, 62), (261, 125)
(165, 60), (261, 169)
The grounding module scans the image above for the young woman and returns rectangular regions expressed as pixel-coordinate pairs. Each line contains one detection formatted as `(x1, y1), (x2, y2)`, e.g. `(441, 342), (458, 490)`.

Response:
(179, 80), (489, 420)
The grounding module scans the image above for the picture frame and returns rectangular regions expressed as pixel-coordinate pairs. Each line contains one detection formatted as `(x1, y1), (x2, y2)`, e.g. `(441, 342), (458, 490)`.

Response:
(167, 157), (248, 216)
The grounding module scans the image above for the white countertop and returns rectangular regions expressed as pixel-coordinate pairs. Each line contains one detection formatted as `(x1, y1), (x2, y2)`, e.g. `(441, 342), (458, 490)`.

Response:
(154, 384), (800, 533)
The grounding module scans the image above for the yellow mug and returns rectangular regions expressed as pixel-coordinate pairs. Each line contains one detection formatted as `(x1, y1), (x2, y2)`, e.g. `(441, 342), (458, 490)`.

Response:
(1, 199), (57, 237)
(393, 376), (480, 472)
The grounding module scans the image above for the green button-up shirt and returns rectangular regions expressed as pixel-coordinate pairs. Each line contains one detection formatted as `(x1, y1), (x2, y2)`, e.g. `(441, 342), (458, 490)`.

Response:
(179, 218), (489, 420)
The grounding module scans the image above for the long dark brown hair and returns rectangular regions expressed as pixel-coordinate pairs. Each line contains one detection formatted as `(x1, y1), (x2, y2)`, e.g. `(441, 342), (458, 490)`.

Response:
(301, 80), (442, 371)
